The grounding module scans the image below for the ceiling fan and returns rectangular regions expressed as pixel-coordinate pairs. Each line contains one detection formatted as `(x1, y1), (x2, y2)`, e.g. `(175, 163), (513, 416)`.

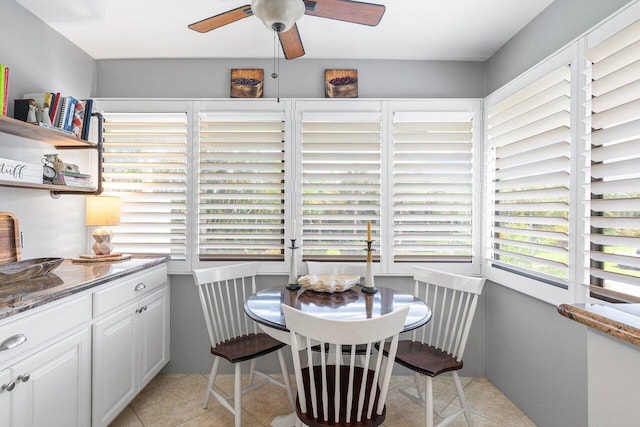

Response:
(188, 0), (386, 60)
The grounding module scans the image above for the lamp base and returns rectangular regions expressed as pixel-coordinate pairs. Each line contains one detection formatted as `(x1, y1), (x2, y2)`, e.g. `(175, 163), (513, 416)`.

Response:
(92, 227), (113, 256)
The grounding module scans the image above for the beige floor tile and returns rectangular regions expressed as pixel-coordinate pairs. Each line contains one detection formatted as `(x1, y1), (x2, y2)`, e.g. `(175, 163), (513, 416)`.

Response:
(456, 377), (536, 427)
(176, 406), (263, 427)
(109, 406), (143, 427)
(119, 374), (534, 427)
(241, 380), (296, 424)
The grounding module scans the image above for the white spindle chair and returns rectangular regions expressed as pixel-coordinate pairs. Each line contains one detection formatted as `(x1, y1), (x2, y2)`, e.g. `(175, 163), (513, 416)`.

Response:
(192, 263), (294, 427)
(385, 266), (486, 427)
(283, 303), (409, 427)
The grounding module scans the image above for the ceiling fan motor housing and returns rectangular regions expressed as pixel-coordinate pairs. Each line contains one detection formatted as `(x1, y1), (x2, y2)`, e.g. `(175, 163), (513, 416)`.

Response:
(251, 0), (305, 33)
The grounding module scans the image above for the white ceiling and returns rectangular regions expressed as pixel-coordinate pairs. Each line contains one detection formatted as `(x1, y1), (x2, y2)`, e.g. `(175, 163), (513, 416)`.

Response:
(16, 0), (554, 61)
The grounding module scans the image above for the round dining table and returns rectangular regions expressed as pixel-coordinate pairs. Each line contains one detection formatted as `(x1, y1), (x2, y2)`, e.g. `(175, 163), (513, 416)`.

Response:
(245, 284), (432, 335)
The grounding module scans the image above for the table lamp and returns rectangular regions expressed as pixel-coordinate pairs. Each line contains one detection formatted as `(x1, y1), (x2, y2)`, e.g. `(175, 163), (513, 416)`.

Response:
(86, 195), (121, 256)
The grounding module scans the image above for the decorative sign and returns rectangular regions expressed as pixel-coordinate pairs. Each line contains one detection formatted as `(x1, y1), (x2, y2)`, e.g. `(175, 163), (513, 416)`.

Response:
(325, 69), (358, 98)
(0, 157), (43, 184)
(230, 69), (264, 98)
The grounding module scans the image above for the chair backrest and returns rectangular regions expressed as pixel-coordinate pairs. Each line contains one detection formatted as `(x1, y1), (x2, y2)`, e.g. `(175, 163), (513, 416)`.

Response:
(283, 303), (409, 425)
(306, 261), (366, 276)
(192, 262), (259, 347)
(411, 266), (486, 361)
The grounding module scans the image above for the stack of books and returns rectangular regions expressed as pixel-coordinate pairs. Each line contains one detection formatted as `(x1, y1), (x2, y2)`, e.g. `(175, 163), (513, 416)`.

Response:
(53, 170), (94, 188)
(16, 92), (93, 140)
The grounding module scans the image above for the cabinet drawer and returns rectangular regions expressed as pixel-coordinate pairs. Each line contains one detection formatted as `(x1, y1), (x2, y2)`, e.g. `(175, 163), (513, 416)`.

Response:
(93, 265), (167, 318)
(0, 294), (91, 366)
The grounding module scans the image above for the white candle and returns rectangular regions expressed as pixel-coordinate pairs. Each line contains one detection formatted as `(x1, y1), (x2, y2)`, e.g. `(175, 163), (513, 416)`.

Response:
(291, 219), (296, 240)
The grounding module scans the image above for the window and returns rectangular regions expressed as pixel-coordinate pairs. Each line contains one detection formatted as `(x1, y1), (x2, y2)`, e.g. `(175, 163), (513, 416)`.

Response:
(300, 111), (381, 261)
(101, 112), (188, 260)
(486, 64), (572, 286)
(198, 112), (286, 260)
(585, 18), (640, 301)
(392, 112), (474, 262)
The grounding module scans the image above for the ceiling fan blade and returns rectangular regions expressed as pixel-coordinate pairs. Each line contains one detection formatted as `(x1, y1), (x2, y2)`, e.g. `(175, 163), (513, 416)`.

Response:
(279, 24), (305, 60)
(304, 0), (385, 26)
(188, 5), (253, 33)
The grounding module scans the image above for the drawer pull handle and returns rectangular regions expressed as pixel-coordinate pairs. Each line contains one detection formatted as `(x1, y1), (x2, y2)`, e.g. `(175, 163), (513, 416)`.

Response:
(1, 381), (15, 392)
(17, 373), (30, 383)
(0, 334), (27, 351)
(134, 283), (146, 292)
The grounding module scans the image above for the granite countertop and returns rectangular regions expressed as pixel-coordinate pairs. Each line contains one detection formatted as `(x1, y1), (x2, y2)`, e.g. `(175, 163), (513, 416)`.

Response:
(0, 256), (169, 321)
(558, 303), (640, 346)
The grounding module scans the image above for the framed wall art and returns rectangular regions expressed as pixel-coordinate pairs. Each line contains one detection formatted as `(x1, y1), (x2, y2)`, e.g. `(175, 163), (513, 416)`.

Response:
(230, 69), (264, 98)
(325, 69), (358, 98)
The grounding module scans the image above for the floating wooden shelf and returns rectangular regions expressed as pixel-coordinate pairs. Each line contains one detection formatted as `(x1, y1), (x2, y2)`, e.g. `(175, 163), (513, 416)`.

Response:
(0, 113), (103, 196)
(0, 115), (96, 148)
(0, 179), (97, 193)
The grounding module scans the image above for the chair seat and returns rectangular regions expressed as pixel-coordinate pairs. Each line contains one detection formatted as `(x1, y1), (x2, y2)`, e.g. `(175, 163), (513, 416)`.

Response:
(296, 365), (386, 427)
(383, 340), (463, 377)
(211, 333), (285, 364)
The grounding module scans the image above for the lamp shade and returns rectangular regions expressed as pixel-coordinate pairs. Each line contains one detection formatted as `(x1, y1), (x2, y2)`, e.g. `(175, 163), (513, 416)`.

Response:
(251, 0), (305, 33)
(86, 196), (121, 226)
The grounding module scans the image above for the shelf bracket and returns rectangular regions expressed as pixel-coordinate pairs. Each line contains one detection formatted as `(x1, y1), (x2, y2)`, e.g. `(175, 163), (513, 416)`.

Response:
(50, 112), (104, 198)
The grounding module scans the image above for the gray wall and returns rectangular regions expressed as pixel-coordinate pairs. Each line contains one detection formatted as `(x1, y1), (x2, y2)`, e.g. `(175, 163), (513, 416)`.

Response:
(485, 283), (588, 427)
(165, 274), (487, 377)
(485, 0), (633, 94)
(0, 0), (96, 118)
(96, 58), (486, 99)
(0, 1), (97, 260)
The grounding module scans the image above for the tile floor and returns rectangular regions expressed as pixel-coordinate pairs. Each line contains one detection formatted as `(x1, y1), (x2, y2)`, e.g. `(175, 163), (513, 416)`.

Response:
(110, 373), (535, 427)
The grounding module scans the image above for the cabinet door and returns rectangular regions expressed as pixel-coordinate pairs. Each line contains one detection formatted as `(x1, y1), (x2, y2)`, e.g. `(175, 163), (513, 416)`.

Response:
(11, 329), (91, 427)
(0, 368), (12, 426)
(92, 304), (137, 427)
(138, 286), (170, 388)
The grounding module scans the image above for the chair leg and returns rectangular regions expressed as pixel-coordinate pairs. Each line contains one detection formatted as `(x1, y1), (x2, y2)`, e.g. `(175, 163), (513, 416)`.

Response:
(249, 358), (257, 385)
(204, 356), (220, 409)
(453, 372), (473, 427)
(277, 349), (296, 410)
(414, 371), (424, 403)
(234, 363), (242, 427)
(425, 376), (434, 427)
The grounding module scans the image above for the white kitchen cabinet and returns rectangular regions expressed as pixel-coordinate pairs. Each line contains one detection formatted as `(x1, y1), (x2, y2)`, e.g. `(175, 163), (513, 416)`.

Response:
(11, 329), (91, 427)
(0, 295), (92, 427)
(92, 265), (169, 427)
(0, 368), (11, 426)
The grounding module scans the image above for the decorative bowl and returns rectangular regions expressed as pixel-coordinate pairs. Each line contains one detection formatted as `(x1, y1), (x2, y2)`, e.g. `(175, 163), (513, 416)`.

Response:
(0, 257), (64, 285)
(297, 274), (360, 293)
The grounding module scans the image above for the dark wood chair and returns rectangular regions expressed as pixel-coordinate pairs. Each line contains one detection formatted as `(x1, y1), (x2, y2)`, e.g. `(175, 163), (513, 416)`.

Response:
(382, 266), (486, 427)
(192, 262), (294, 427)
(282, 303), (409, 427)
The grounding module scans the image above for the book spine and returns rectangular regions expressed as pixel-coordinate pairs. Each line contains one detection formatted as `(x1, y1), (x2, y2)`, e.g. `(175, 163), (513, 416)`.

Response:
(64, 97), (77, 131)
(50, 92), (61, 121)
(0, 65), (6, 116)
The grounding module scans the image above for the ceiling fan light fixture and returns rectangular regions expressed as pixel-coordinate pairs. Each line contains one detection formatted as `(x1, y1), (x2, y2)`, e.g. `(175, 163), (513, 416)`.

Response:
(251, 0), (305, 33)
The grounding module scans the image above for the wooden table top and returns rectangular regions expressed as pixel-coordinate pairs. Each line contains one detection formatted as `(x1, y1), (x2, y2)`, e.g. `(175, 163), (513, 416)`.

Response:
(245, 285), (431, 333)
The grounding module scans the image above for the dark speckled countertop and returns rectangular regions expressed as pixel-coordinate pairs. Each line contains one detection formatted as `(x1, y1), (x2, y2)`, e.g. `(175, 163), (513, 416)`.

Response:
(0, 256), (169, 320)
(558, 303), (640, 346)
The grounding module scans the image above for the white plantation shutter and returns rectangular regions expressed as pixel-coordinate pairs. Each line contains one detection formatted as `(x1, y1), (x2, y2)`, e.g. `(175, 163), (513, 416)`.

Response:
(301, 112), (381, 260)
(101, 112), (188, 259)
(486, 65), (571, 284)
(392, 112), (474, 261)
(586, 19), (640, 300)
(198, 112), (285, 260)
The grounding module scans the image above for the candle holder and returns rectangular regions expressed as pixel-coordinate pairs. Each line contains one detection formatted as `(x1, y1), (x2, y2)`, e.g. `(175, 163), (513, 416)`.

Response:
(286, 239), (300, 290)
(362, 240), (377, 294)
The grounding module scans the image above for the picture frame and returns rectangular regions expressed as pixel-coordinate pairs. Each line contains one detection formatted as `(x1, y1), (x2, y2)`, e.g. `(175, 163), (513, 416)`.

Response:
(324, 69), (358, 98)
(230, 69), (264, 98)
